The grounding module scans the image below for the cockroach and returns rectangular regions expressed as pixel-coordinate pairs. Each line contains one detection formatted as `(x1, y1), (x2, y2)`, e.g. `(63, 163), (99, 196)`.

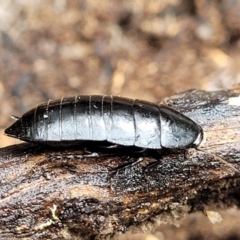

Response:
(5, 95), (239, 172)
(5, 95), (203, 149)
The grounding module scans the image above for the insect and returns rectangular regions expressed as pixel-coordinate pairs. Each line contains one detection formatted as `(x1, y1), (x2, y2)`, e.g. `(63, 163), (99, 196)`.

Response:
(4, 95), (203, 150)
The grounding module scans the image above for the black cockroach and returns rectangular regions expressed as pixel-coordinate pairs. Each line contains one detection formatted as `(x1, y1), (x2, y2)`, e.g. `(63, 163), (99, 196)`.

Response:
(5, 95), (203, 149)
(5, 95), (239, 172)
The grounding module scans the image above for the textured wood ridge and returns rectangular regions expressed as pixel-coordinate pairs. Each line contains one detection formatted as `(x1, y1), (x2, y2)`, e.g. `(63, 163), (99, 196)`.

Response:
(0, 89), (240, 239)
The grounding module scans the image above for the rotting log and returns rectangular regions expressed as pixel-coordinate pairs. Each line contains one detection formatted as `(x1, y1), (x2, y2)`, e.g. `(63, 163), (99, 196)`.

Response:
(0, 89), (240, 240)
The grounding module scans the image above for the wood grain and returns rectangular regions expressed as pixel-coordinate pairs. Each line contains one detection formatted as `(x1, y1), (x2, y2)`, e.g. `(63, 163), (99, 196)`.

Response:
(1, 89), (240, 239)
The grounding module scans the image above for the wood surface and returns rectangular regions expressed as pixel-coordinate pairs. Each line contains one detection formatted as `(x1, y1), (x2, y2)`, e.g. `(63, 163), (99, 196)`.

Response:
(0, 89), (240, 240)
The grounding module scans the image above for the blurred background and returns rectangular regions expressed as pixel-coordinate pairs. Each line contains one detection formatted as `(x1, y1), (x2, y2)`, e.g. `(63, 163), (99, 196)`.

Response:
(0, 0), (240, 239)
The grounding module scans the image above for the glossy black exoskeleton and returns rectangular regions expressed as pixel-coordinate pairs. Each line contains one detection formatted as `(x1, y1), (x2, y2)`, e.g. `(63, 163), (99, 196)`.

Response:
(5, 95), (203, 149)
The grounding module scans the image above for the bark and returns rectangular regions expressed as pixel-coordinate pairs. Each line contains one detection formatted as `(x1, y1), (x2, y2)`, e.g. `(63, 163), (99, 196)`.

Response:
(0, 89), (240, 240)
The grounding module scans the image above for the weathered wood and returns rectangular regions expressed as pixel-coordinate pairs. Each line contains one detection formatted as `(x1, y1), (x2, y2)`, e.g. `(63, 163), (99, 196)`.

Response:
(0, 89), (240, 240)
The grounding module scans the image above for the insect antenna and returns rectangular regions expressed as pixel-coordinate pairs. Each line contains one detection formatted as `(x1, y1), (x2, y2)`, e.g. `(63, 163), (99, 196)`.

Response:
(196, 148), (239, 173)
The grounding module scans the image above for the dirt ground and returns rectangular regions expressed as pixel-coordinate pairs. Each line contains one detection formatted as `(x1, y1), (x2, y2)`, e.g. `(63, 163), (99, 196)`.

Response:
(0, 1), (240, 239)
